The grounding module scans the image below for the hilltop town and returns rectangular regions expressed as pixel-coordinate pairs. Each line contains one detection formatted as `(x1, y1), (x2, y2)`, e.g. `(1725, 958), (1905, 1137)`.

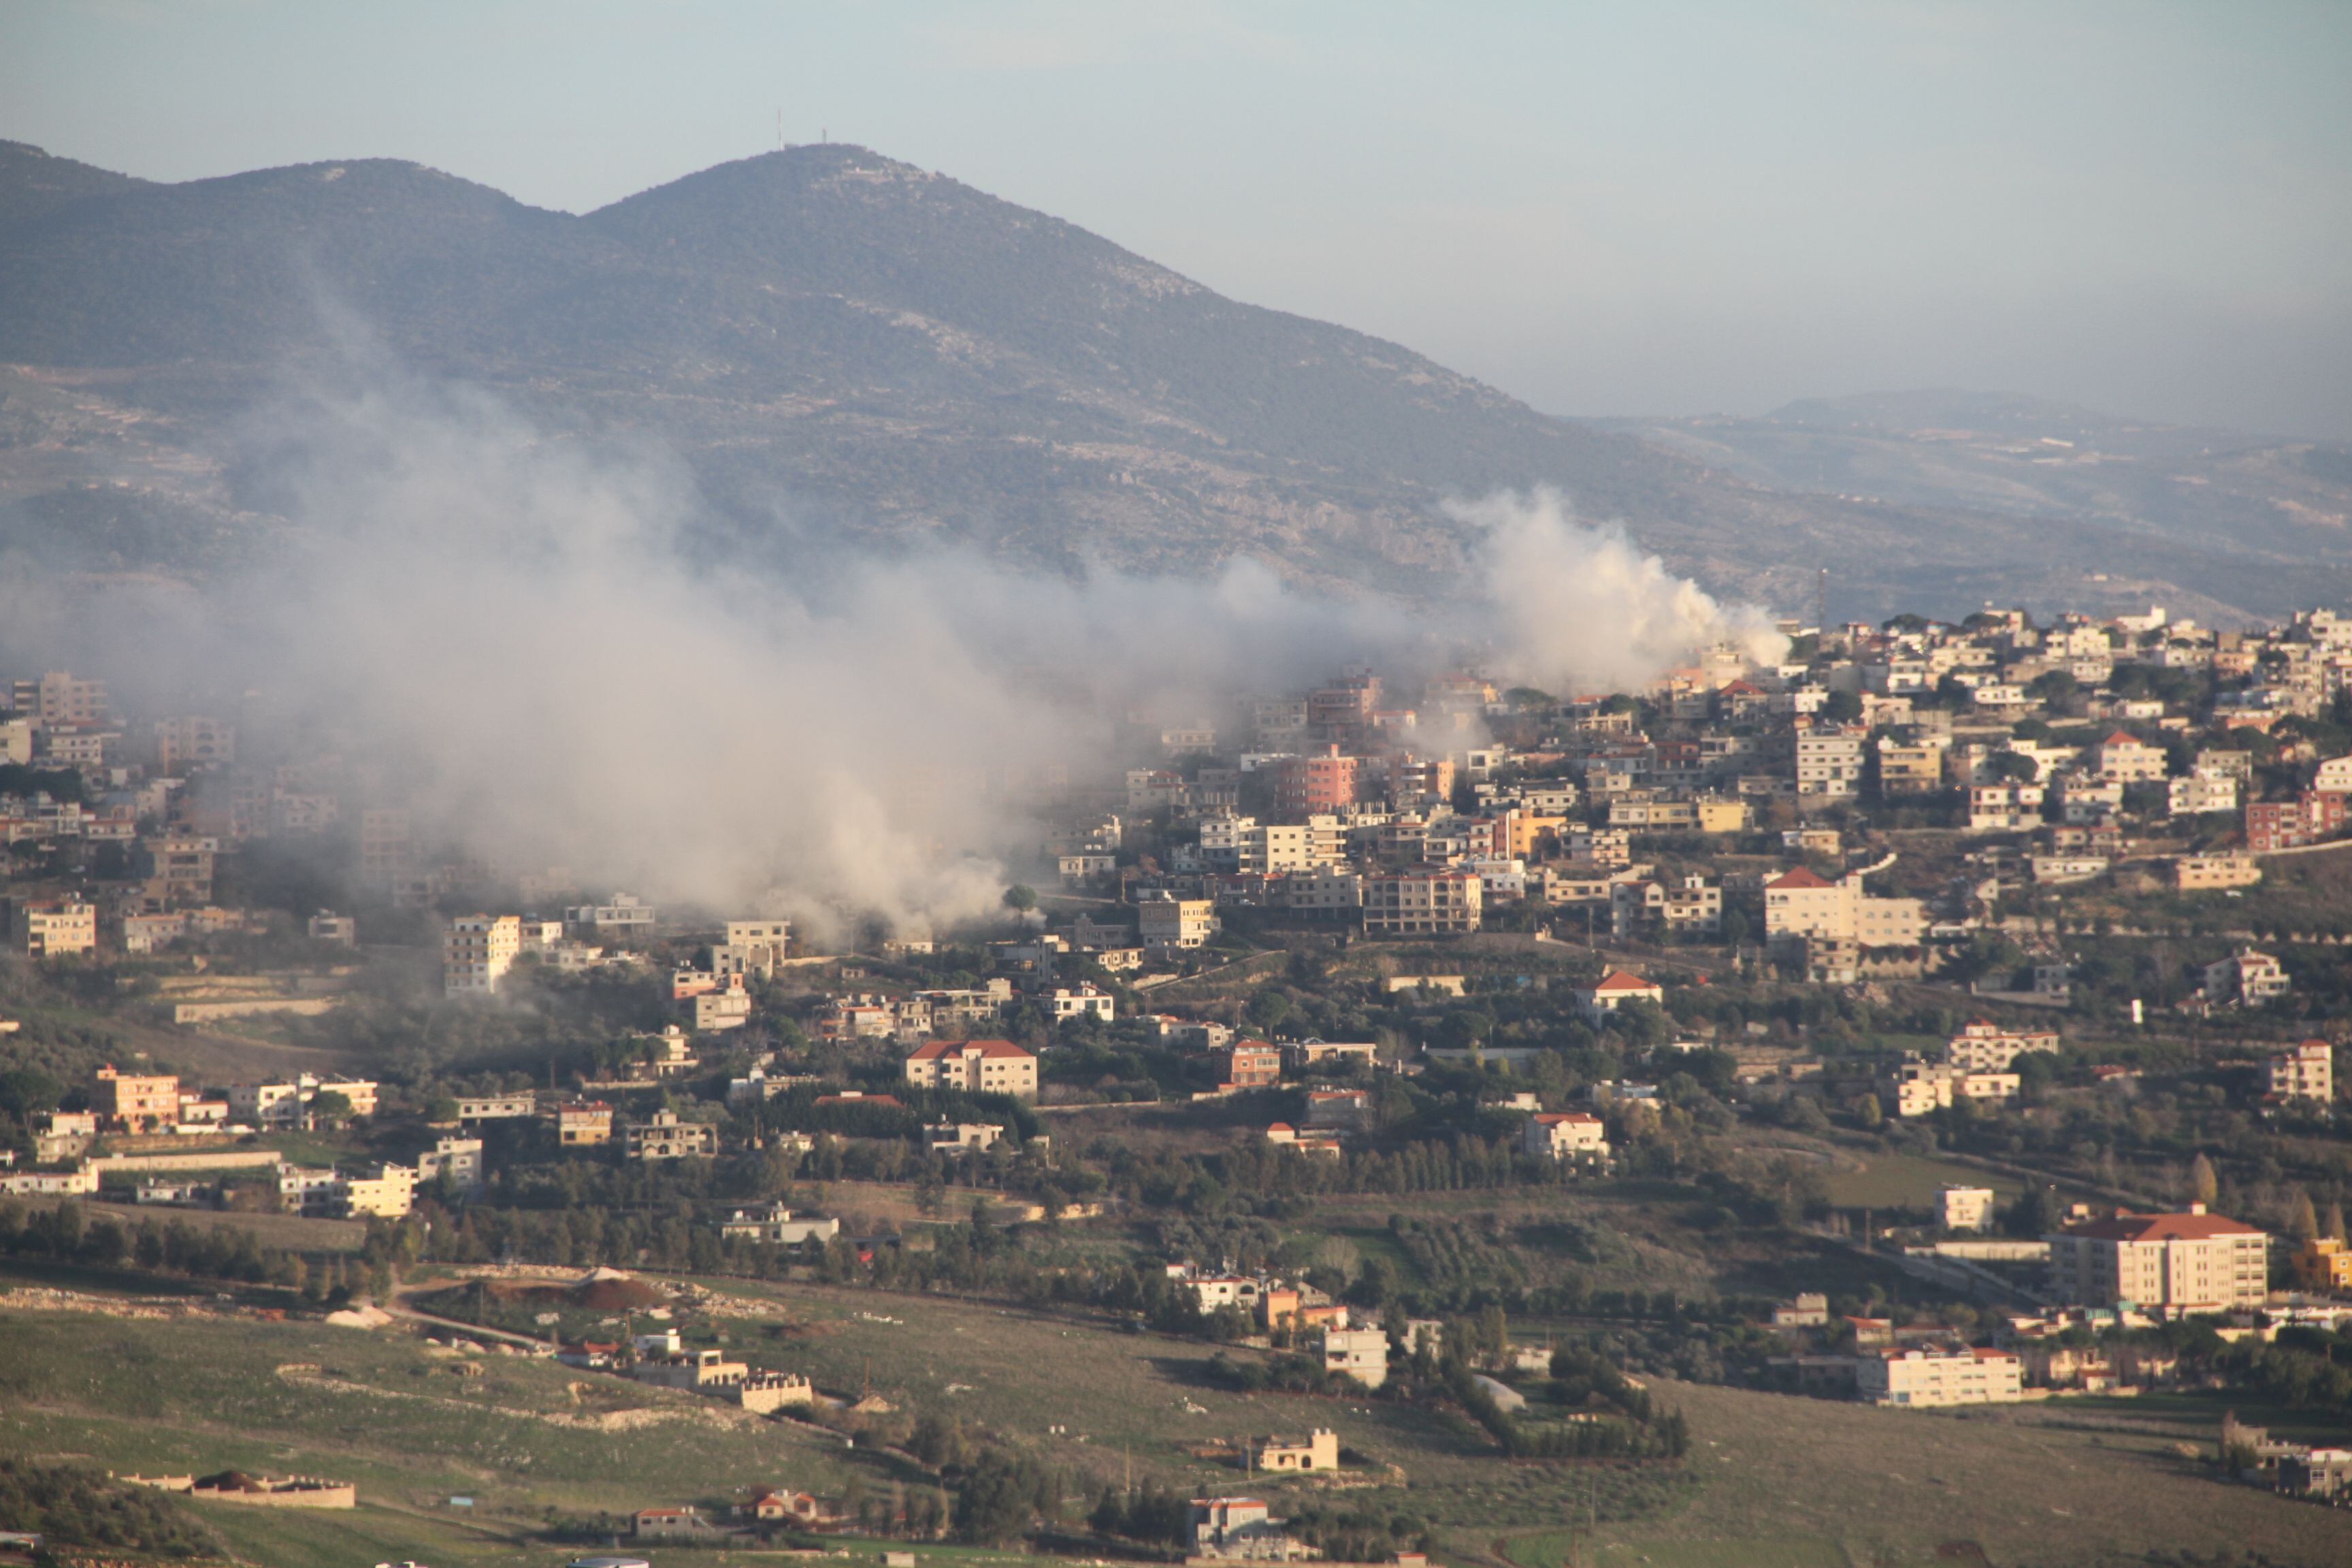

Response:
(10, 600), (2352, 1563)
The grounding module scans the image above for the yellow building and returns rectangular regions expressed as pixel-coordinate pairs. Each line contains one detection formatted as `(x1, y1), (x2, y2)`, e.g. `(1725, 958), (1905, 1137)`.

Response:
(2174, 853), (2262, 892)
(1693, 796), (1752, 834)
(2293, 1237), (2352, 1294)
(14, 898), (96, 959)
(1876, 736), (1948, 796)
(340, 1164), (416, 1219)
(1250, 1428), (1340, 1471)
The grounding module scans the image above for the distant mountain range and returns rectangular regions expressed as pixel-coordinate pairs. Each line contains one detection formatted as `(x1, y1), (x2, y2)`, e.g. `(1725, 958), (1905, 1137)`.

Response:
(1, 138), (2347, 624)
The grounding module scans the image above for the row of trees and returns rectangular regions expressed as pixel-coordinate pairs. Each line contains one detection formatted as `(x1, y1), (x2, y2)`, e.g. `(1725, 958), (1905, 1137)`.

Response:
(0, 1198), (391, 1302)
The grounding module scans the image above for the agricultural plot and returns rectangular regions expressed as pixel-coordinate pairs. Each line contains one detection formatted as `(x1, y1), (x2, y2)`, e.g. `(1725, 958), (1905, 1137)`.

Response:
(690, 1280), (2352, 1565)
(8, 1277), (2352, 1567)
(0, 1303), (862, 1568)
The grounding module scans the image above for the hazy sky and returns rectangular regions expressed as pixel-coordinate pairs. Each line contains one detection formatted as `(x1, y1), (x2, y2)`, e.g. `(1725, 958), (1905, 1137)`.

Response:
(5, 1), (2349, 439)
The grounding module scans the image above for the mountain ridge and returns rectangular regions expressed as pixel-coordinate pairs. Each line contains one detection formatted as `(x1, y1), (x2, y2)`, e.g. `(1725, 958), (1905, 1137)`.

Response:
(1, 139), (2347, 623)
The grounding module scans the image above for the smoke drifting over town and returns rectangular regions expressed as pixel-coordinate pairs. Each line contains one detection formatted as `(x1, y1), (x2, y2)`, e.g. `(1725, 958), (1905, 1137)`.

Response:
(2, 368), (1781, 938)
(1452, 489), (1790, 696)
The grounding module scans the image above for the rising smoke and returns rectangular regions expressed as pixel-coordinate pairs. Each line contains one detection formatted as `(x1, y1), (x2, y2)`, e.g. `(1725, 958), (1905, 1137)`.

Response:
(1450, 488), (1789, 696)
(2, 365), (1784, 938)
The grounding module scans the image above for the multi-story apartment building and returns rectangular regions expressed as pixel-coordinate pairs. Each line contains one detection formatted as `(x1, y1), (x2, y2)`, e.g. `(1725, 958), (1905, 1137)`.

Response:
(713, 918), (791, 978)
(152, 715), (235, 773)
(1762, 867), (1924, 948)
(1609, 874), (1722, 938)
(1522, 1111), (1610, 1162)
(693, 976), (753, 1031)
(1856, 1348), (2023, 1408)
(2268, 1039), (2333, 1105)
(1319, 1327), (1389, 1389)
(1795, 730), (1865, 800)
(2093, 731), (2168, 783)
(2204, 948), (2291, 1006)
(12, 898), (95, 958)
(1203, 818), (1341, 876)
(558, 1100), (614, 1145)
(1875, 736), (1947, 795)
(2247, 790), (2350, 852)
(1275, 745), (1360, 816)
(902, 1039), (1039, 1098)
(1138, 894), (1219, 953)
(1210, 1041), (1284, 1090)
(13, 671), (108, 726)
(1883, 1060), (2018, 1117)
(2045, 1206), (2271, 1313)
(143, 834), (217, 906)
(281, 1162), (415, 1219)
(357, 808), (413, 885)
(625, 1109), (719, 1161)
(229, 1074), (380, 1126)
(2169, 770), (2240, 816)
(1940, 1186), (1997, 1232)
(1968, 783), (2046, 830)
(1944, 1019), (2061, 1071)
(416, 1137), (484, 1190)
(1361, 870), (1482, 936)
(94, 1066), (180, 1132)
(443, 914), (521, 997)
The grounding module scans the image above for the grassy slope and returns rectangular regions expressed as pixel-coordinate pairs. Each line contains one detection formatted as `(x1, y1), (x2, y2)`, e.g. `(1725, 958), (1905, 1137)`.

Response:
(0, 1304), (865, 1568)
(710, 1280), (2352, 1566)
(9, 1275), (2352, 1568)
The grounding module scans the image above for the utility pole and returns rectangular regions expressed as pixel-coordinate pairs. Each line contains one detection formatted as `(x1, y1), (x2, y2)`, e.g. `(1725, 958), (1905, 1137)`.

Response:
(1816, 568), (1828, 635)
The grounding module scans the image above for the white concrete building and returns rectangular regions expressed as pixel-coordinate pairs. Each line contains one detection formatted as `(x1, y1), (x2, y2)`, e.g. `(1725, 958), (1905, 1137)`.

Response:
(1320, 1327), (1389, 1389)
(2268, 1039), (2333, 1105)
(444, 914), (521, 996)
(1857, 1348), (2023, 1408)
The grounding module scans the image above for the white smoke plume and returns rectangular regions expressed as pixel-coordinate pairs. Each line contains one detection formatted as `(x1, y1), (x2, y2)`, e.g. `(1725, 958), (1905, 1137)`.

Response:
(1450, 487), (1789, 696)
(1, 368), (1784, 938)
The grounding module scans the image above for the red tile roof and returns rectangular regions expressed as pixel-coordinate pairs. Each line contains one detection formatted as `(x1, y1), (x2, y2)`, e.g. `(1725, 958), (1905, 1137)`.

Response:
(905, 1038), (1034, 1061)
(1592, 970), (1661, 993)
(2060, 1209), (2265, 1242)
(1767, 866), (1835, 889)
(2101, 730), (2147, 747)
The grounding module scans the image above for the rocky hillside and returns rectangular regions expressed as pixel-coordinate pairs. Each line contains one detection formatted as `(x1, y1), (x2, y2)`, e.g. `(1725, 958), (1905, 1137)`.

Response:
(2, 139), (2347, 622)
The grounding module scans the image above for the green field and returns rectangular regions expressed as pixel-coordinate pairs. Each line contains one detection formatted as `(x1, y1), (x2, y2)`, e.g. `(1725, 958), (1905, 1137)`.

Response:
(0, 1301), (867, 1568)
(1819, 1154), (2025, 1211)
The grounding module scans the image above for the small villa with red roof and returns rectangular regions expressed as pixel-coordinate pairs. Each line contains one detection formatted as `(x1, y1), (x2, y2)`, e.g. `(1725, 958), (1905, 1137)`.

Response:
(1574, 969), (1665, 1022)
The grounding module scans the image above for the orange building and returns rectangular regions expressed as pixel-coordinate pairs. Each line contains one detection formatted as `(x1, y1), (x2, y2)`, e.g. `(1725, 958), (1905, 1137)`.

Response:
(1276, 745), (1360, 817)
(94, 1065), (180, 1132)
